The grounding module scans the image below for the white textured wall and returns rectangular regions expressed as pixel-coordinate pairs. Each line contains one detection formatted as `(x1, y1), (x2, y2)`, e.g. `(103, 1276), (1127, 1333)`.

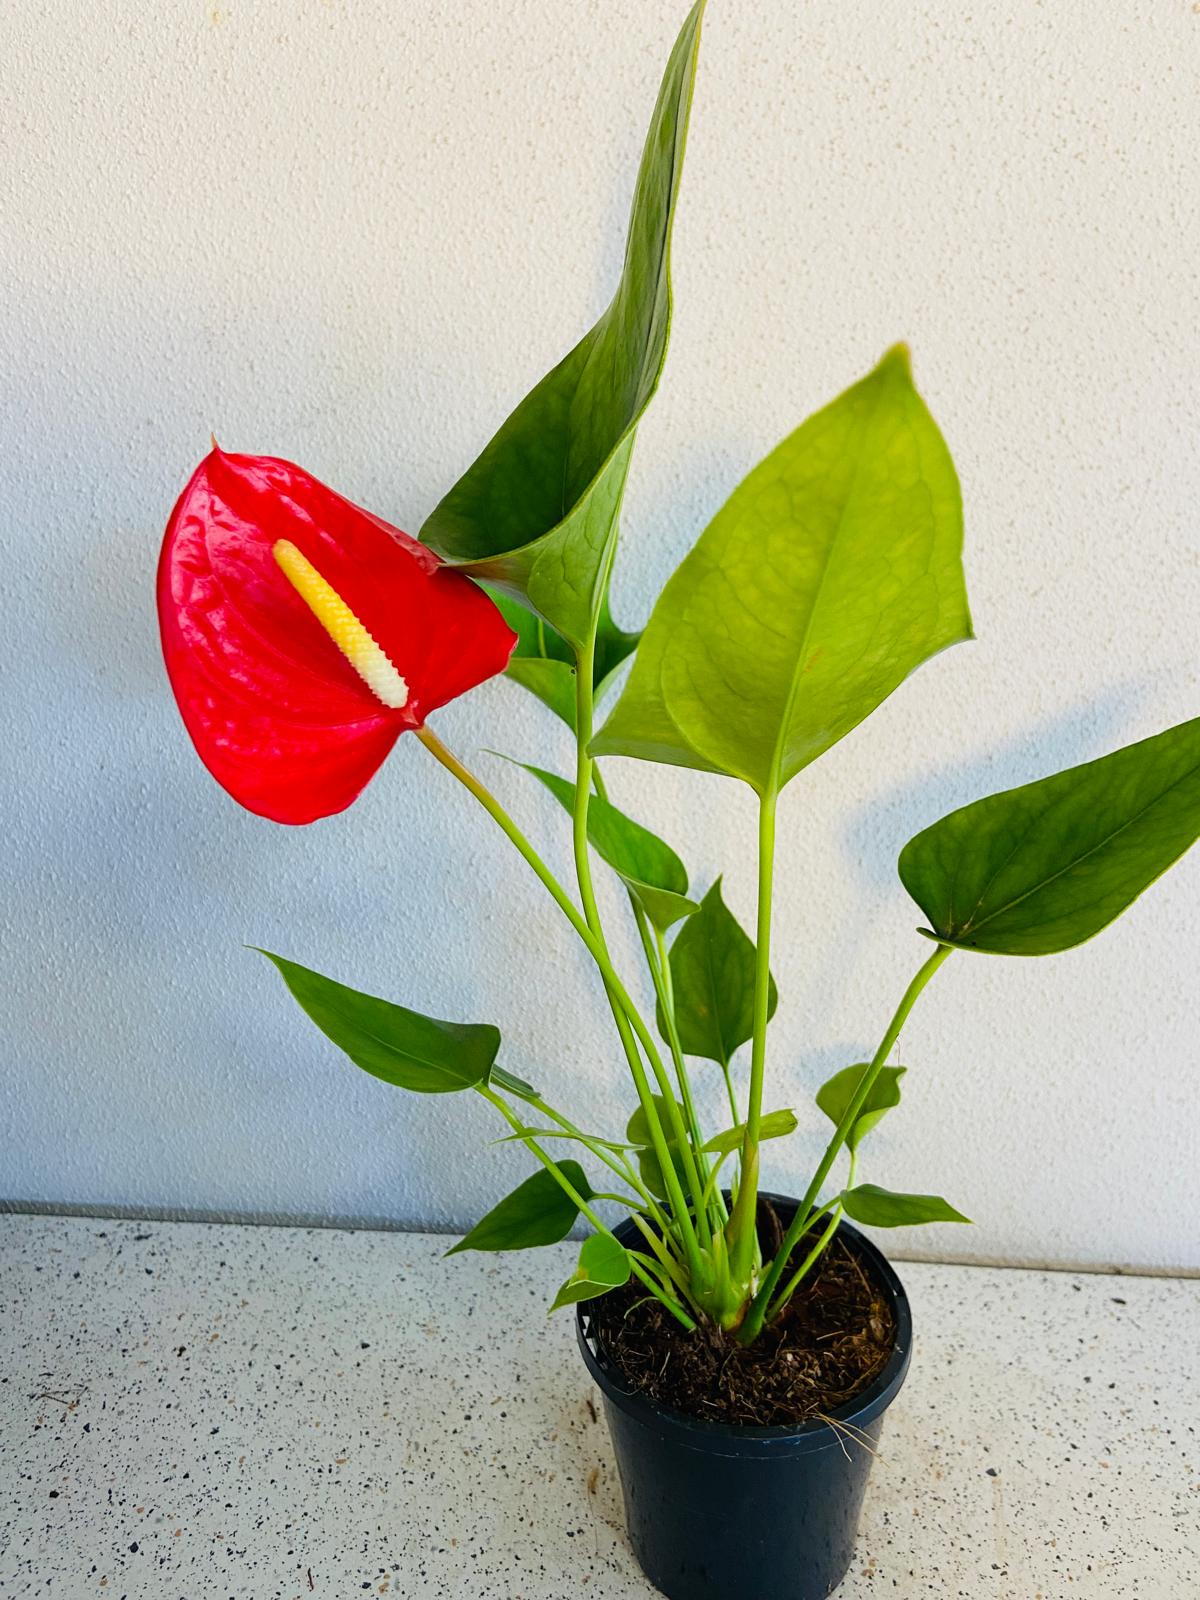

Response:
(2, 0), (1198, 1270)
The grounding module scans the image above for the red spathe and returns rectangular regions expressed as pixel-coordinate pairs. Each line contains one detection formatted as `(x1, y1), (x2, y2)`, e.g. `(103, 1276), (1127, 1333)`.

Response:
(158, 448), (516, 824)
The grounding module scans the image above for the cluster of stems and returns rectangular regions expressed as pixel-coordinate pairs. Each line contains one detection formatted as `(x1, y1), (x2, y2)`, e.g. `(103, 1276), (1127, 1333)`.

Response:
(416, 584), (952, 1343)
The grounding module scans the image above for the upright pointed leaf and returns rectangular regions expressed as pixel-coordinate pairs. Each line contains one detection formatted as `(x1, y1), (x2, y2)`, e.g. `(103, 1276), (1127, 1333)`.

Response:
(446, 1163), (593, 1255)
(899, 716), (1200, 956)
(660, 879), (777, 1063)
(550, 1232), (632, 1311)
(257, 951), (499, 1093)
(511, 760), (697, 930)
(421, 4), (706, 648)
(592, 346), (971, 791)
(816, 1065), (906, 1151)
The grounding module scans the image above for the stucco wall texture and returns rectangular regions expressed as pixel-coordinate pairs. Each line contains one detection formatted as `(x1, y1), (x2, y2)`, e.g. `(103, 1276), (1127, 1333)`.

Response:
(2, 1), (1198, 1269)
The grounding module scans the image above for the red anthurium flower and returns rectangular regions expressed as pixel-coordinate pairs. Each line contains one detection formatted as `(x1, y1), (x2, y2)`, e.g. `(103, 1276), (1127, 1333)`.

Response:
(158, 447), (517, 824)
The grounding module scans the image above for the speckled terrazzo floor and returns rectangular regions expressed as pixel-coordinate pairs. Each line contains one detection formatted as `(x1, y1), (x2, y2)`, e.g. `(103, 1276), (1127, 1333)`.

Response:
(0, 1216), (1195, 1599)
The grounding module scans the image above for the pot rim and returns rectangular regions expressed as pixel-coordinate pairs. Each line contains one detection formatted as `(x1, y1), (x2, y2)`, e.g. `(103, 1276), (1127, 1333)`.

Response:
(575, 1193), (912, 1453)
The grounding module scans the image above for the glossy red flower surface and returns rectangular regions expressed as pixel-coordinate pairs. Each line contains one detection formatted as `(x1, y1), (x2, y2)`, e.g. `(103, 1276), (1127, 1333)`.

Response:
(158, 447), (517, 824)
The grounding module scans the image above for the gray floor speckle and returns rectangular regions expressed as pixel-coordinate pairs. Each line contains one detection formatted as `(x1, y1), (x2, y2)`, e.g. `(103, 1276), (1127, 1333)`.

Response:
(0, 1214), (1195, 1597)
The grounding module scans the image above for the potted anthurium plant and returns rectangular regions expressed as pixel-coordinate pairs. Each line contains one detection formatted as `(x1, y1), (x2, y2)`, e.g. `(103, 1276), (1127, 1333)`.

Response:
(157, 6), (1199, 1598)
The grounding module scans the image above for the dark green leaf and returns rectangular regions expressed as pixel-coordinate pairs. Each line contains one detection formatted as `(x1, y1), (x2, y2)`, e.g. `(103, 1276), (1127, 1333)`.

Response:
(899, 716), (1200, 956)
(703, 1108), (797, 1155)
(592, 346), (971, 792)
(815, 1065), (906, 1152)
(658, 879), (776, 1064)
(446, 1162), (593, 1255)
(257, 951), (498, 1093)
(422, 4), (706, 648)
(550, 1231), (632, 1311)
(513, 760), (697, 930)
(841, 1184), (970, 1227)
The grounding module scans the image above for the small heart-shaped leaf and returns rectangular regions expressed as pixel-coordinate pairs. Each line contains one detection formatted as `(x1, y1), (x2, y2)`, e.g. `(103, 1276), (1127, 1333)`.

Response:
(550, 1232), (632, 1311)
(815, 1065), (905, 1151)
(658, 879), (776, 1065)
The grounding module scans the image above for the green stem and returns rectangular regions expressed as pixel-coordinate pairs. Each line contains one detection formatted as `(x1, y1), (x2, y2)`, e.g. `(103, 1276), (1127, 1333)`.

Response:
(719, 1062), (741, 1128)
(766, 1150), (856, 1318)
(631, 909), (717, 1232)
(417, 724), (706, 1282)
(627, 1214), (703, 1311)
(568, 653), (712, 1261)
(651, 922), (710, 1171)
(739, 942), (953, 1343)
(727, 785), (779, 1285)
(530, 1096), (672, 1233)
(478, 1085), (695, 1332)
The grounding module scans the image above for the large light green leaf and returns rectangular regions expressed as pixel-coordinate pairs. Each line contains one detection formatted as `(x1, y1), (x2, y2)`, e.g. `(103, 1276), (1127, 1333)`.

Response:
(816, 1064), (906, 1152)
(511, 760), (697, 930)
(490, 591), (639, 731)
(899, 716), (1200, 956)
(841, 1184), (970, 1228)
(421, 4), (706, 648)
(257, 952), (499, 1093)
(550, 1232), (632, 1311)
(591, 346), (972, 792)
(446, 1163), (593, 1255)
(659, 879), (776, 1064)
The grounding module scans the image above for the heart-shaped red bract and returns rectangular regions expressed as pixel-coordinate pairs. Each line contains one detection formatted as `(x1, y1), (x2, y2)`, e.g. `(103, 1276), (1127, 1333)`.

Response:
(158, 448), (517, 824)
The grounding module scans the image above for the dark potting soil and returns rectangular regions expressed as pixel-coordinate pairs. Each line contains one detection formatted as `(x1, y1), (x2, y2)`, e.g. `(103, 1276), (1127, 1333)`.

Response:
(591, 1211), (896, 1428)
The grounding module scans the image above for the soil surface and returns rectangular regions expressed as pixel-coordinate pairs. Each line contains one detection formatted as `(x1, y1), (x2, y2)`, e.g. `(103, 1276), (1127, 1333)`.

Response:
(591, 1208), (896, 1427)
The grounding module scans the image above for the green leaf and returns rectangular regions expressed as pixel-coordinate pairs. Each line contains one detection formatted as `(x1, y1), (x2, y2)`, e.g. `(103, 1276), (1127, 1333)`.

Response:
(703, 1108), (797, 1155)
(489, 1064), (540, 1102)
(506, 659), (580, 730)
(841, 1184), (970, 1228)
(446, 1162), (593, 1255)
(625, 1095), (687, 1148)
(550, 1231), (632, 1311)
(899, 716), (1200, 956)
(592, 345), (972, 792)
(490, 590), (641, 731)
(512, 760), (697, 930)
(659, 879), (777, 1064)
(257, 951), (498, 1093)
(815, 1065), (906, 1152)
(494, 1128), (636, 1153)
(421, 4), (706, 648)
(625, 1096), (691, 1200)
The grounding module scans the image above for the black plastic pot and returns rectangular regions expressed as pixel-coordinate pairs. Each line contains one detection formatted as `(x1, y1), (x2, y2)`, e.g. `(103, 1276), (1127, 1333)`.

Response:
(575, 1194), (911, 1600)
